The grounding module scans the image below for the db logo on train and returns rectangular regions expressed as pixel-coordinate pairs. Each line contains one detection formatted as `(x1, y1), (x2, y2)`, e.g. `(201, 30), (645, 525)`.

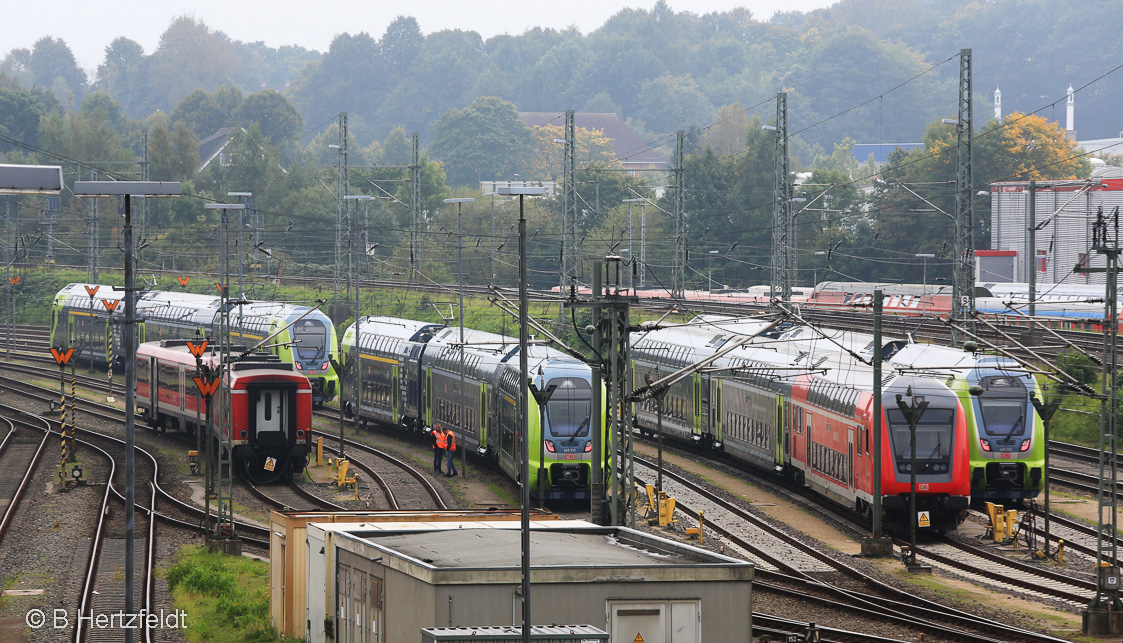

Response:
(918, 484), (929, 491)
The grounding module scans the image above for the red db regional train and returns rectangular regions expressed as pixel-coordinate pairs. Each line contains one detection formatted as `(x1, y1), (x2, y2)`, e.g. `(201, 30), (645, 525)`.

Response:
(630, 317), (971, 531)
(135, 340), (313, 482)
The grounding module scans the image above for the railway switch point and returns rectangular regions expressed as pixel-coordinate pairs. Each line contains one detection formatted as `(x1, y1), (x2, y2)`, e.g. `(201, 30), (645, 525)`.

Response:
(187, 450), (200, 475)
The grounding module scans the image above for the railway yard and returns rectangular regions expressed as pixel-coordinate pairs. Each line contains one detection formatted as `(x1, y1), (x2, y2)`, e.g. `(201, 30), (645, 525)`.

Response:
(0, 306), (1120, 643)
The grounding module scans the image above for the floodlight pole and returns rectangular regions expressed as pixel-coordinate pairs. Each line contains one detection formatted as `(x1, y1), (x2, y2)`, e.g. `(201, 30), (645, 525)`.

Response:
(73, 179), (178, 643)
(498, 185), (545, 643)
(444, 197), (475, 480)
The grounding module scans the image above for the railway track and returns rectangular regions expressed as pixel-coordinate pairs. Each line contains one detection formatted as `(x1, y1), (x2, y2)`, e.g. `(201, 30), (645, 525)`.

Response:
(312, 410), (448, 510)
(0, 410), (51, 547)
(630, 453), (1072, 643)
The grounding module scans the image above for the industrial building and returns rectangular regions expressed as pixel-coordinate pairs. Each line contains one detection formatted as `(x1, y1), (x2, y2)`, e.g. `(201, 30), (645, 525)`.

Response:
(988, 170), (1123, 284)
(304, 519), (754, 643)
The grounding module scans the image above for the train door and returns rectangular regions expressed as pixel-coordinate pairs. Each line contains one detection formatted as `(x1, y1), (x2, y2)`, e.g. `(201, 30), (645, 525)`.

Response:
(424, 366), (433, 428)
(848, 427), (855, 490)
(712, 379), (723, 445)
(479, 384), (489, 449)
(391, 365), (400, 423)
(692, 373), (703, 439)
(775, 396), (786, 467)
(253, 387), (290, 448)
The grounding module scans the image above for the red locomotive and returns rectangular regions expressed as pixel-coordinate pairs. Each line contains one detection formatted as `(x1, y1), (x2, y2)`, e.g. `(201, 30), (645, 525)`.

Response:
(136, 340), (313, 482)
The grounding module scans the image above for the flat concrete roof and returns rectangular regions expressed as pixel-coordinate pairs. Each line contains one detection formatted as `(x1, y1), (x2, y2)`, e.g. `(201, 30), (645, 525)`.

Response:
(310, 520), (753, 585)
(366, 529), (695, 568)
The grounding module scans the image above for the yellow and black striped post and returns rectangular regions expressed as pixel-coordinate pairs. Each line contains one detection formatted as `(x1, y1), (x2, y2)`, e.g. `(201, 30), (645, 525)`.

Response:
(107, 326), (113, 397)
(59, 365), (67, 466)
(68, 365), (77, 463)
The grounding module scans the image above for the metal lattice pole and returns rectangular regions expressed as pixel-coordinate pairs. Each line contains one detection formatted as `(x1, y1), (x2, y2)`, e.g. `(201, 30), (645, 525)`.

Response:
(672, 131), (686, 299)
(563, 110), (577, 292)
(410, 132), (421, 280)
(952, 48), (975, 341)
(771, 92), (792, 306)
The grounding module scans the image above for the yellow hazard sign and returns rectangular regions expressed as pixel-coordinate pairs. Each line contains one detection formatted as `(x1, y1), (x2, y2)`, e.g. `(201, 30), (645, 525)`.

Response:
(264, 457), (277, 472)
(918, 511), (930, 528)
(633, 635), (645, 643)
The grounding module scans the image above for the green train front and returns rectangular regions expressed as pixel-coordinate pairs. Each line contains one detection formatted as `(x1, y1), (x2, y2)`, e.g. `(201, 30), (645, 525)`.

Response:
(340, 318), (606, 500)
(889, 344), (1044, 501)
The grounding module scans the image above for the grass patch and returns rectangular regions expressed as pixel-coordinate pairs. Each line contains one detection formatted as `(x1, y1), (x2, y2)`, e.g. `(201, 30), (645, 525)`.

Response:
(167, 545), (299, 643)
(487, 481), (520, 507)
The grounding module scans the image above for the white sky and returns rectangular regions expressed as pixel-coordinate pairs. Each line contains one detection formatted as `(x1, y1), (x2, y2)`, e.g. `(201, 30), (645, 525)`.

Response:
(7, 0), (836, 73)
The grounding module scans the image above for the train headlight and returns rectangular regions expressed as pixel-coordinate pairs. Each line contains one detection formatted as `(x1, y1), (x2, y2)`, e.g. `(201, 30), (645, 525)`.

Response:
(979, 439), (991, 452)
(295, 362), (302, 370)
(544, 440), (555, 453)
(322, 361), (330, 371)
(240, 430), (248, 439)
(584, 440), (592, 452)
(296, 430), (306, 440)
(1019, 439), (1031, 452)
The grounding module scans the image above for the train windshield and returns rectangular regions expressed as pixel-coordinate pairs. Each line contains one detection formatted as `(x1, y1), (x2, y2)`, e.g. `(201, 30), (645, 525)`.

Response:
(545, 377), (592, 438)
(294, 319), (328, 360)
(886, 408), (956, 473)
(977, 376), (1028, 437)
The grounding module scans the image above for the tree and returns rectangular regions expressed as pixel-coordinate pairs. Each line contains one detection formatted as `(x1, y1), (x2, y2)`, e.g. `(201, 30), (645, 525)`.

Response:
(29, 37), (87, 104)
(172, 89), (225, 138)
(696, 103), (749, 158)
(147, 16), (238, 111)
(0, 75), (61, 148)
(524, 124), (618, 181)
(147, 112), (199, 182)
(430, 96), (531, 187)
(238, 89), (302, 144)
(95, 37), (147, 116)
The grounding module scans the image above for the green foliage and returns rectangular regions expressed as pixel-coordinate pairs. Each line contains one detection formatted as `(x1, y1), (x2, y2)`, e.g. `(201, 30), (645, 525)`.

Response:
(1056, 350), (1098, 392)
(0, 74), (61, 148)
(172, 89), (226, 138)
(238, 90), (303, 145)
(430, 96), (530, 187)
(167, 545), (284, 643)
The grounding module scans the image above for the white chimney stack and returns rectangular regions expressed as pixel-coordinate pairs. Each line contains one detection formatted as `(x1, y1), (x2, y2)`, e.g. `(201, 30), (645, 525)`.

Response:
(1066, 85), (1075, 133)
(994, 87), (1002, 122)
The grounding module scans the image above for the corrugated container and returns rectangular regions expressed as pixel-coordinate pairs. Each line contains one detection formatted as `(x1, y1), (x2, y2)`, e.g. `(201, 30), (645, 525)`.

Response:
(420, 624), (607, 642)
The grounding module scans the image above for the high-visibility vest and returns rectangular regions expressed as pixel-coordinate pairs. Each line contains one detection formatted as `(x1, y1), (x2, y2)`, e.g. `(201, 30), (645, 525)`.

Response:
(435, 430), (447, 449)
(446, 431), (457, 452)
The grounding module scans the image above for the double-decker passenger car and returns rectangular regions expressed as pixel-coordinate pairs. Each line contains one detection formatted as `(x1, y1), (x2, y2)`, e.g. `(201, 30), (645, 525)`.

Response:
(136, 340), (312, 482)
(631, 317), (971, 531)
(340, 317), (606, 500)
(51, 283), (340, 404)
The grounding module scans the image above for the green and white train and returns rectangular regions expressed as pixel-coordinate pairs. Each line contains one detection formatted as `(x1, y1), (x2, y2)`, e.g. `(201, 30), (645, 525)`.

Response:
(340, 316), (606, 500)
(50, 283), (340, 405)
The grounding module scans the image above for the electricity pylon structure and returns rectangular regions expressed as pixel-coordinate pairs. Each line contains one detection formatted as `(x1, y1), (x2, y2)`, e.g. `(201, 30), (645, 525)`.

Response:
(569, 258), (637, 527)
(1075, 205), (1122, 635)
(771, 92), (793, 307)
(334, 113), (349, 300)
(410, 132), (422, 280)
(671, 130), (686, 299)
(952, 48), (975, 340)
(562, 109), (578, 294)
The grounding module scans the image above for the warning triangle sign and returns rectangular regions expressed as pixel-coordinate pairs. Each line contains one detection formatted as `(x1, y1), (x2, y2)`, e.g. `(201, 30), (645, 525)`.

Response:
(633, 635), (645, 643)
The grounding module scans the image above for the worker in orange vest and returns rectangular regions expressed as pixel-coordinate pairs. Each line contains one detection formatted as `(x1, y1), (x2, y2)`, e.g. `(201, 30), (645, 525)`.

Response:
(432, 424), (446, 474)
(445, 429), (458, 477)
